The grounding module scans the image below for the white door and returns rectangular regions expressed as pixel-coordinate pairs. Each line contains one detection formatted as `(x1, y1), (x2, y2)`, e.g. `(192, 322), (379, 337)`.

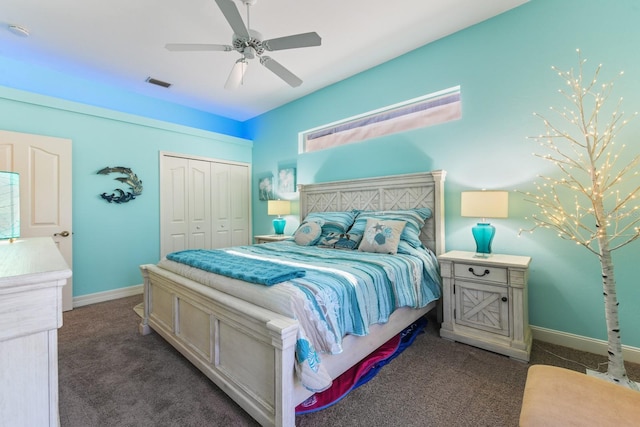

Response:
(189, 159), (212, 250)
(211, 162), (250, 248)
(160, 155), (189, 258)
(228, 163), (250, 247)
(211, 162), (231, 248)
(161, 152), (250, 256)
(0, 130), (73, 311)
(160, 156), (213, 257)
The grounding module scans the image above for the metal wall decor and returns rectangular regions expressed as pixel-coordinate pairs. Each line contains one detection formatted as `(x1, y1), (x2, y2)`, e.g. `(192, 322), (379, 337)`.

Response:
(97, 166), (143, 203)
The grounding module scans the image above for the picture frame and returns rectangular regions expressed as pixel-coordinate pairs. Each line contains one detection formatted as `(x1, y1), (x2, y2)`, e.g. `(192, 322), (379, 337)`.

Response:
(258, 175), (275, 201)
(278, 167), (296, 195)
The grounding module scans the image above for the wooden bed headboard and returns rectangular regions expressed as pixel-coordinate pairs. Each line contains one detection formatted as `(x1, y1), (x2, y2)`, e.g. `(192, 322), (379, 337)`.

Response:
(298, 170), (446, 255)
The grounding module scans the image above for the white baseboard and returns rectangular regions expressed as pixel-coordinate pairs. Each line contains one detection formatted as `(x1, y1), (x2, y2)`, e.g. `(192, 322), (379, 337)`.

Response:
(73, 284), (143, 308)
(531, 325), (640, 365)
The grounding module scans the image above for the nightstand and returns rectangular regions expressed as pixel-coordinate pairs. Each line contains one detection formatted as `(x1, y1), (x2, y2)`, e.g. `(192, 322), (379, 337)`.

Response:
(438, 250), (532, 361)
(253, 234), (291, 244)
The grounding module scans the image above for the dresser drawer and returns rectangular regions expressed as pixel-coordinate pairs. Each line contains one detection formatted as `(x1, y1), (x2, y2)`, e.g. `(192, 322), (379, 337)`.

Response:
(0, 286), (60, 341)
(454, 263), (508, 284)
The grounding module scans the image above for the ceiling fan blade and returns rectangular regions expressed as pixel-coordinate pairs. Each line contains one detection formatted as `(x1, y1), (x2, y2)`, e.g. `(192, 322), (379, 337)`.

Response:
(165, 43), (232, 52)
(260, 56), (302, 87)
(214, 0), (250, 39)
(225, 58), (248, 90)
(262, 32), (321, 51)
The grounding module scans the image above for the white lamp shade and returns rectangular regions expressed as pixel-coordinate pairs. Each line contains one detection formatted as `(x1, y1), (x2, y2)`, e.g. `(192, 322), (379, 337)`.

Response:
(0, 171), (20, 239)
(461, 191), (508, 219)
(267, 200), (291, 216)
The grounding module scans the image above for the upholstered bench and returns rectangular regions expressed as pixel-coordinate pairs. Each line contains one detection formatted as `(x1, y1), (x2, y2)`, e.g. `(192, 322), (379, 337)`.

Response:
(520, 364), (640, 426)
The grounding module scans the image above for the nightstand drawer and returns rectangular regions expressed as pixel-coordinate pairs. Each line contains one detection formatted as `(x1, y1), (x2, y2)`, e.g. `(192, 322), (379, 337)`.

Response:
(454, 263), (507, 284)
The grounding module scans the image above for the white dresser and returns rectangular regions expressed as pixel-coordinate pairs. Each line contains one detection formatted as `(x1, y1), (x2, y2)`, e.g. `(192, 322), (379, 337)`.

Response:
(0, 237), (72, 427)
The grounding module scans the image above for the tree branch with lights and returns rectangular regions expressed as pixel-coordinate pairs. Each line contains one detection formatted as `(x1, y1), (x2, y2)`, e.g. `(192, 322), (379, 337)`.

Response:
(523, 49), (640, 389)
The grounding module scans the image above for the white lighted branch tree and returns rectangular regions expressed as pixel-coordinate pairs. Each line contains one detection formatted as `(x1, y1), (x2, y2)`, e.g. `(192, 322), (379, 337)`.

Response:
(524, 50), (640, 389)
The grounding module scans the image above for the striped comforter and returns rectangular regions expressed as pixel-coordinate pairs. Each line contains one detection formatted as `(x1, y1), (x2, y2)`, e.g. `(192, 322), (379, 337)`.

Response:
(158, 240), (441, 391)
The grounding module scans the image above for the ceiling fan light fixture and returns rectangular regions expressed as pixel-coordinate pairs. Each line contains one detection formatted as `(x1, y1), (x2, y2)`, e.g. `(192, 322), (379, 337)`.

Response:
(224, 58), (248, 90)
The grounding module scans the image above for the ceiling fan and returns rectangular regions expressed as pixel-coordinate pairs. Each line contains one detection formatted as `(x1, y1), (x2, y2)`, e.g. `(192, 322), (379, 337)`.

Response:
(166, 0), (321, 89)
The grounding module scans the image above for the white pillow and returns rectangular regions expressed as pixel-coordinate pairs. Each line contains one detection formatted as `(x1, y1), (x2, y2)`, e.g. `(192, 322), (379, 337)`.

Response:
(358, 219), (406, 254)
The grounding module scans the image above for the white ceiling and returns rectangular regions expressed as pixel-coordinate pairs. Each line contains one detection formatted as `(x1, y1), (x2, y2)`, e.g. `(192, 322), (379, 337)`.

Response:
(1, 0), (527, 122)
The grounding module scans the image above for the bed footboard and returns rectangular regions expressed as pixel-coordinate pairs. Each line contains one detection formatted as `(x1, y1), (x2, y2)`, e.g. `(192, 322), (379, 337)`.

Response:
(139, 264), (299, 427)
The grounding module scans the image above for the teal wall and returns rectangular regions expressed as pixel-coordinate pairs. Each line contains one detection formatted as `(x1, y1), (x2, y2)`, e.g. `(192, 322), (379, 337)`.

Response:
(246, 0), (640, 347)
(1, 0), (639, 348)
(0, 87), (252, 297)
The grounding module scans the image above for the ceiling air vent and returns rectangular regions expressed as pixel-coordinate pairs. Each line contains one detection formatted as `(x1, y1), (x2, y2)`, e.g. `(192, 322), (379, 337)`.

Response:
(145, 77), (171, 88)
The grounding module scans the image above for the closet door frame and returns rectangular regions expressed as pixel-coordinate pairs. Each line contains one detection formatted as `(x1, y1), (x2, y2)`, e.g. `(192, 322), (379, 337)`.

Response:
(159, 151), (252, 258)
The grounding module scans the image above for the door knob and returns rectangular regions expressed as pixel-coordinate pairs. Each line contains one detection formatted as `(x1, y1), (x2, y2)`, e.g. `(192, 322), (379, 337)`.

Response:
(54, 231), (70, 237)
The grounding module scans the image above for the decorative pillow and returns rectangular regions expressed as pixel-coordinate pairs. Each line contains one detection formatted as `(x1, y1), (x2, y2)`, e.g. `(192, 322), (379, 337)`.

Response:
(317, 232), (363, 250)
(350, 208), (432, 249)
(302, 211), (358, 237)
(358, 219), (407, 254)
(293, 221), (323, 246)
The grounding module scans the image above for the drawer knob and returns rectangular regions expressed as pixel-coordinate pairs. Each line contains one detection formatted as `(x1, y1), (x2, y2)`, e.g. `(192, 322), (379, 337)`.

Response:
(501, 296), (508, 302)
(469, 267), (490, 277)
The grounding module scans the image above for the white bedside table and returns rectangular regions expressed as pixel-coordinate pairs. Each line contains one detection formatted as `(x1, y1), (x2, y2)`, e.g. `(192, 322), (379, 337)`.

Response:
(438, 250), (532, 361)
(254, 234), (291, 244)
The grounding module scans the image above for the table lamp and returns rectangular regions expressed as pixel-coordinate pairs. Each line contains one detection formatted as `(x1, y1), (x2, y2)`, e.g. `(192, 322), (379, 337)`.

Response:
(0, 171), (20, 242)
(267, 200), (291, 235)
(461, 190), (508, 257)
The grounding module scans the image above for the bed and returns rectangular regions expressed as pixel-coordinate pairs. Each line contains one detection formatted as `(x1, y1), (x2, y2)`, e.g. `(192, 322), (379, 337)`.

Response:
(139, 170), (446, 427)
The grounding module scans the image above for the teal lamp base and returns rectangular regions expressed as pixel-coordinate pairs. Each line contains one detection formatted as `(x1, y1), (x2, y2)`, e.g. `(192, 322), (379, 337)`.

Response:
(273, 217), (286, 235)
(472, 222), (495, 258)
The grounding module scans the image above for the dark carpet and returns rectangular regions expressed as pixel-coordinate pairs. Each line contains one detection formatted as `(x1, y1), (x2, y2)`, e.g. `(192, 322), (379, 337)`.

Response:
(58, 295), (640, 427)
